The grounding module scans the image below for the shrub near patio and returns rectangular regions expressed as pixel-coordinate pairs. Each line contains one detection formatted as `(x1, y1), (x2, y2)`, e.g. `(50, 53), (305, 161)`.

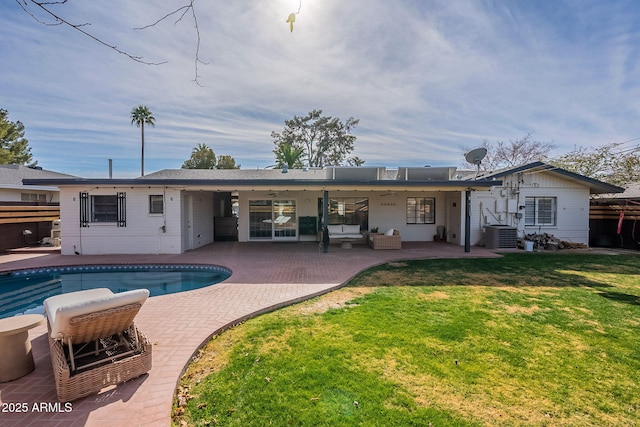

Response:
(173, 253), (640, 427)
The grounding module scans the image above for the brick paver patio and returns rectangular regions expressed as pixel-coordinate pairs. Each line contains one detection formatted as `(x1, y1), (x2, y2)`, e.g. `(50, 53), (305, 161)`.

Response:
(0, 242), (502, 426)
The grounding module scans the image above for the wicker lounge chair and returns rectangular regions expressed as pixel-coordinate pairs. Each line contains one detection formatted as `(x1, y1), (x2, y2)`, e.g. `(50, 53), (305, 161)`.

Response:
(43, 288), (152, 402)
(368, 229), (401, 250)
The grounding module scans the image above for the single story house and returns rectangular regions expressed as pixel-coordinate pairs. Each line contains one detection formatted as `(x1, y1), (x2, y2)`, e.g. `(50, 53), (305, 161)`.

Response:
(23, 163), (623, 255)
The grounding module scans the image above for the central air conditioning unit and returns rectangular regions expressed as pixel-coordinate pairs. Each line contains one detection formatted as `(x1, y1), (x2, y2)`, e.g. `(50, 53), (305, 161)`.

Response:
(485, 225), (517, 249)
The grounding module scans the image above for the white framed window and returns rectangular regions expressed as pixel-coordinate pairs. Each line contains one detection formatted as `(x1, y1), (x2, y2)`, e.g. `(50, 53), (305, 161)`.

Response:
(525, 197), (556, 226)
(406, 197), (435, 224)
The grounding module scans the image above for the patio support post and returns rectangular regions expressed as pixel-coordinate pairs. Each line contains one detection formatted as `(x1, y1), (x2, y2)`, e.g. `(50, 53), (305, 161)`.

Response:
(465, 189), (471, 253)
(323, 190), (329, 253)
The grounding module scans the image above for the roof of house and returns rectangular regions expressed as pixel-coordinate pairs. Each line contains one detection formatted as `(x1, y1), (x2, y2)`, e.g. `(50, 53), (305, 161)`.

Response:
(475, 162), (625, 194)
(21, 163), (626, 194)
(0, 164), (76, 191)
(141, 168), (330, 181)
(22, 166), (500, 191)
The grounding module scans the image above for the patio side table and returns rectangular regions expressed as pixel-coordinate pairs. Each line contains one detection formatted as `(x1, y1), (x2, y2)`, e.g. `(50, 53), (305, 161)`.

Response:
(0, 314), (44, 382)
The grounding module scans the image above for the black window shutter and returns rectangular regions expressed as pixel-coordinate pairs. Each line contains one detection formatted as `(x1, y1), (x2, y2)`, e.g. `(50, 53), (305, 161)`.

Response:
(117, 192), (126, 227)
(80, 192), (89, 227)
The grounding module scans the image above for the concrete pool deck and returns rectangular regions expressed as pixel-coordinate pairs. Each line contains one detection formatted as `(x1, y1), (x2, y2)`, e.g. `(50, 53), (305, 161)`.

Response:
(0, 242), (504, 426)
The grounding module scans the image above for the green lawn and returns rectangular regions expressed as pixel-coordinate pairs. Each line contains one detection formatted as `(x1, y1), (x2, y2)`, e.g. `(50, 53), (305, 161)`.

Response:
(173, 253), (640, 426)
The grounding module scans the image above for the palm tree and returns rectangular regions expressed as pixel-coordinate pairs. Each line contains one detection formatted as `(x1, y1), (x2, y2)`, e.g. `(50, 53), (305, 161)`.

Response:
(130, 105), (156, 176)
(274, 142), (304, 169)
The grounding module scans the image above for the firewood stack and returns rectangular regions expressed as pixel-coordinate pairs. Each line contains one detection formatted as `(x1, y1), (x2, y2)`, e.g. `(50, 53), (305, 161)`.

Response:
(520, 233), (588, 250)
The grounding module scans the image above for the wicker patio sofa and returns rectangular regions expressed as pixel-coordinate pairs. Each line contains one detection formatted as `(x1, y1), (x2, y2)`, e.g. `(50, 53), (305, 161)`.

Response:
(43, 288), (152, 402)
(368, 229), (401, 250)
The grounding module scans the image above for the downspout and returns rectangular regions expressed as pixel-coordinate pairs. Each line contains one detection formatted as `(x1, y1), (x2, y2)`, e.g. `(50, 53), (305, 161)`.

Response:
(465, 189), (471, 253)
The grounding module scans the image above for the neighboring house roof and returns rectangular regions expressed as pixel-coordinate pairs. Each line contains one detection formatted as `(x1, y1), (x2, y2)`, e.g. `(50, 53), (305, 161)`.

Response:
(474, 162), (625, 194)
(22, 166), (500, 191)
(0, 164), (76, 191)
(596, 182), (640, 200)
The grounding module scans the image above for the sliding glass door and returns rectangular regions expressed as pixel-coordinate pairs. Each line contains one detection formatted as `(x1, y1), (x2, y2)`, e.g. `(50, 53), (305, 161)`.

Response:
(249, 199), (297, 241)
(273, 200), (297, 240)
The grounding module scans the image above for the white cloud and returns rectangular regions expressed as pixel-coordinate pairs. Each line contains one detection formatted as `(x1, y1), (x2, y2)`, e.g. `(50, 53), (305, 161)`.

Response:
(1, 0), (640, 178)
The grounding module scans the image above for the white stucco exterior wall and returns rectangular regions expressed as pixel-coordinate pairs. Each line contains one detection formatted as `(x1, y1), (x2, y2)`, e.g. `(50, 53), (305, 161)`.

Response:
(367, 191), (445, 242)
(59, 186), (183, 255)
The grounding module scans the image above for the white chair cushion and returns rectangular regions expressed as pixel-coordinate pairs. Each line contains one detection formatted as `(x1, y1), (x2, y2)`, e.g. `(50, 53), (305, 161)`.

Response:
(385, 228), (395, 236)
(342, 225), (361, 234)
(44, 288), (114, 326)
(327, 225), (343, 235)
(44, 288), (149, 339)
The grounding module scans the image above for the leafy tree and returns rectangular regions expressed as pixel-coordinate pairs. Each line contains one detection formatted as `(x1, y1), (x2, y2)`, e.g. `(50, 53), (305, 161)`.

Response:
(550, 142), (640, 187)
(463, 132), (555, 170)
(182, 143), (217, 169)
(271, 109), (362, 168)
(0, 108), (36, 165)
(181, 144), (240, 169)
(130, 105), (155, 176)
(274, 143), (304, 169)
(216, 155), (240, 169)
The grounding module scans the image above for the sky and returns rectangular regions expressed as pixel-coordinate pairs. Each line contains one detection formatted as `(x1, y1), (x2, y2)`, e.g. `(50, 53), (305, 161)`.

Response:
(1, 0), (640, 178)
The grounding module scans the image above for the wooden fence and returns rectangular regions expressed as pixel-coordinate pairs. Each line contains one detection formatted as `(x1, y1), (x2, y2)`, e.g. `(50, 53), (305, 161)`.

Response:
(0, 205), (60, 224)
(590, 203), (640, 221)
(590, 202), (640, 249)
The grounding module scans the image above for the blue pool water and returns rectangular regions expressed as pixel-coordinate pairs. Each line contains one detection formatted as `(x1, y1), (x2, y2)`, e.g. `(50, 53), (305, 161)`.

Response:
(0, 264), (232, 319)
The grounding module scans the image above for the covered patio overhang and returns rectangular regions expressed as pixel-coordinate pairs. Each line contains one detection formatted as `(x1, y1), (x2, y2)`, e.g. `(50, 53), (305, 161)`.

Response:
(23, 177), (501, 254)
(23, 177), (500, 193)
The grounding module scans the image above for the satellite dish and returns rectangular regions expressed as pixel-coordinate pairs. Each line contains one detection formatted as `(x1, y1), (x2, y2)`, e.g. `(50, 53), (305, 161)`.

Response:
(464, 147), (487, 165)
(464, 147), (488, 180)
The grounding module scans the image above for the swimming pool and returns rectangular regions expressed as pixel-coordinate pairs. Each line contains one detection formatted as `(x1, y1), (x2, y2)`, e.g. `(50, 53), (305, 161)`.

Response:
(0, 264), (232, 319)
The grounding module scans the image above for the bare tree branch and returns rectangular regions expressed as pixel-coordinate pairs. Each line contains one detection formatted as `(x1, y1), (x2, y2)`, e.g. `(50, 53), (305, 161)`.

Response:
(16, 0), (66, 27)
(461, 132), (555, 171)
(17, 0), (173, 66)
(19, 0), (307, 85)
(133, 1), (207, 86)
(186, 2), (207, 86)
